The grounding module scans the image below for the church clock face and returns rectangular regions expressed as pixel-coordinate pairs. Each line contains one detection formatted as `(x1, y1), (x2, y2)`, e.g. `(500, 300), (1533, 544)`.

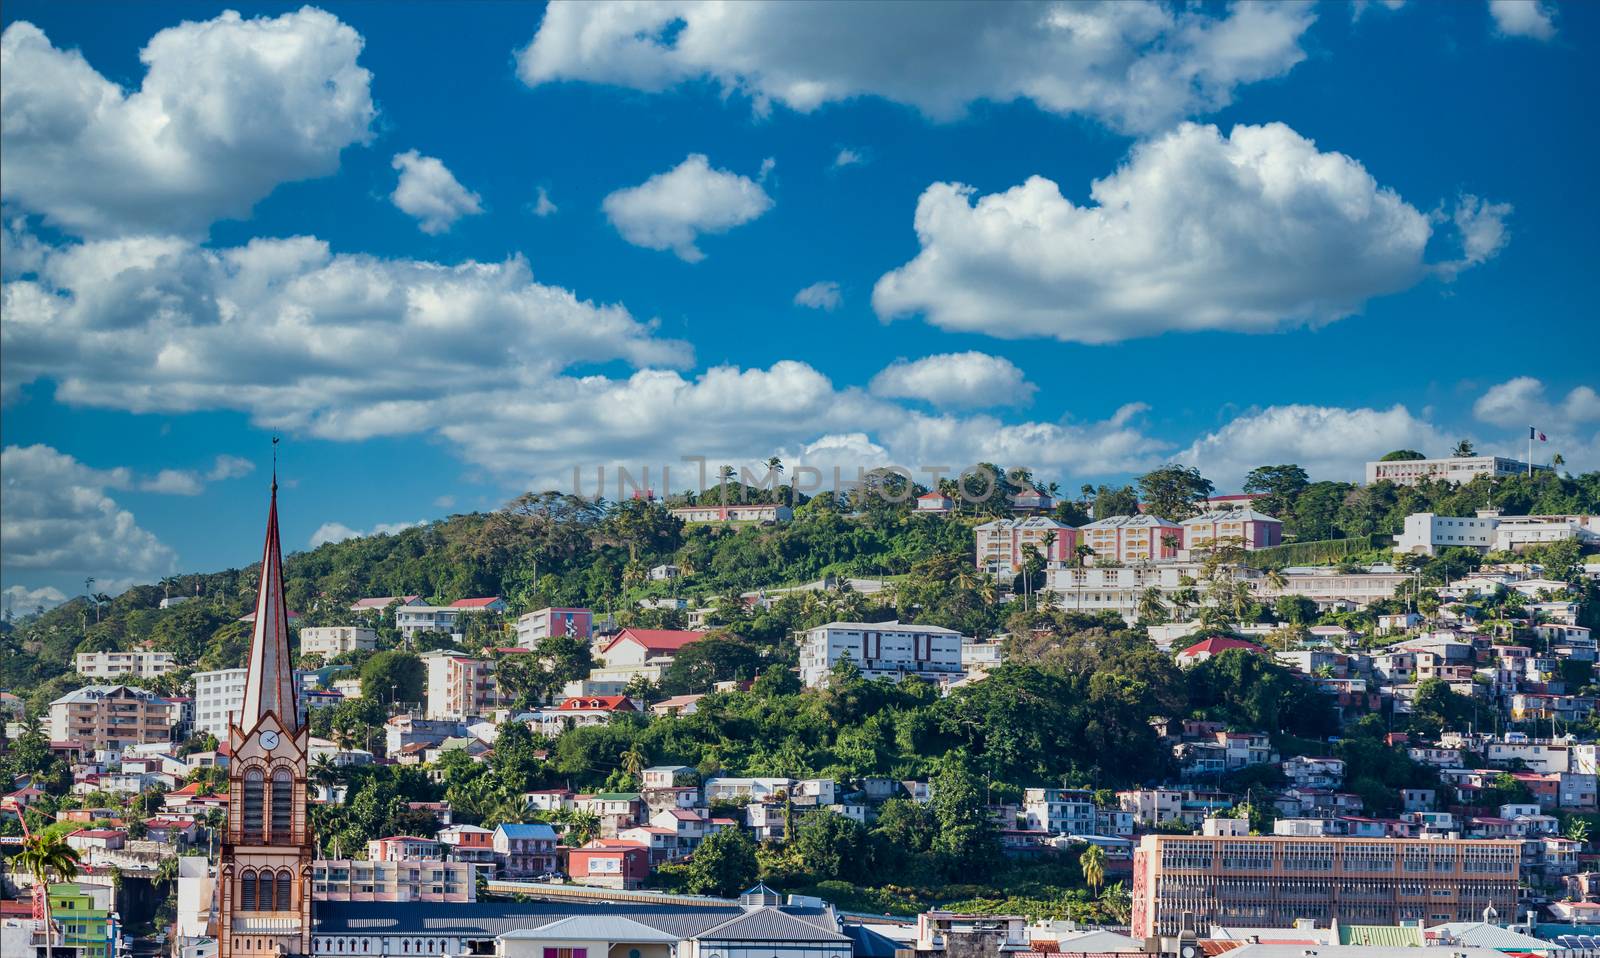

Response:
(260, 730), (280, 751)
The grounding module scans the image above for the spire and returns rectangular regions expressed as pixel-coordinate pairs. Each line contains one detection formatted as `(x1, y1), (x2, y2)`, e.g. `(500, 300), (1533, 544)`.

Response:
(239, 481), (298, 733)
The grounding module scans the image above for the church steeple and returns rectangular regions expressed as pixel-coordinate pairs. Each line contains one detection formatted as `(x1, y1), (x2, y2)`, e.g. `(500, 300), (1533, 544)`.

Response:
(239, 480), (298, 733)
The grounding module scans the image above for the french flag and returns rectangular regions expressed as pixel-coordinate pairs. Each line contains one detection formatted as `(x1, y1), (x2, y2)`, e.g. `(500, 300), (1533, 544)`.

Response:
(1530, 426), (1547, 442)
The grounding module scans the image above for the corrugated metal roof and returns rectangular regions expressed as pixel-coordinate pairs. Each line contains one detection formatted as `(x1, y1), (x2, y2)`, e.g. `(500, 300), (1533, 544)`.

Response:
(695, 906), (850, 943)
(504, 916), (679, 942)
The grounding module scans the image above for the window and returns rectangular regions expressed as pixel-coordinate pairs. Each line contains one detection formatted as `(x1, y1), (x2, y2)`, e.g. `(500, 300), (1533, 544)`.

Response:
(240, 870), (257, 910)
(272, 768), (294, 841)
(243, 768), (265, 841)
(276, 868), (294, 910)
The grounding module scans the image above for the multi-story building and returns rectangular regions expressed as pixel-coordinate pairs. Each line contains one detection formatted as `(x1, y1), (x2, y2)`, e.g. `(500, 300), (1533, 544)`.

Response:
(299, 627), (377, 659)
(514, 607), (592, 646)
(973, 517), (1078, 574)
(1365, 455), (1548, 486)
(436, 824), (497, 873)
(49, 882), (116, 958)
(423, 652), (512, 720)
(1180, 509), (1283, 553)
(667, 503), (793, 523)
(591, 628), (706, 686)
(1129, 834), (1520, 937)
(48, 685), (174, 753)
(530, 696), (640, 737)
(74, 650), (177, 679)
(1079, 515), (1183, 564)
(193, 668), (249, 738)
(566, 840), (652, 890)
(796, 621), (965, 688)
(492, 823), (558, 878)
(1022, 788), (1097, 835)
(310, 859), (475, 902)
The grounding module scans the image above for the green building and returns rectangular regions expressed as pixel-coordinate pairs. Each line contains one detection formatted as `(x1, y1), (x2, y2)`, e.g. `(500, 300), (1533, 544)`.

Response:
(49, 883), (115, 958)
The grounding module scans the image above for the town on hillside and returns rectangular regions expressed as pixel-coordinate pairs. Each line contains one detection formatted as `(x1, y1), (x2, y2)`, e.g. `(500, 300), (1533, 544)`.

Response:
(3, 451), (1599, 958)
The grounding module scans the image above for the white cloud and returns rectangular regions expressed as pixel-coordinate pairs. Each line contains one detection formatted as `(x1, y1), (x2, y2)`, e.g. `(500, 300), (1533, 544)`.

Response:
(391, 150), (483, 234)
(0, 10), (373, 237)
(2, 233), (692, 438)
(207, 454), (255, 481)
(517, 1), (1315, 134)
(832, 148), (865, 169)
(1446, 194), (1514, 272)
(874, 122), (1507, 344)
(602, 154), (773, 262)
(1472, 378), (1600, 468)
(869, 352), (1037, 409)
(793, 281), (842, 311)
(2, 584), (68, 615)
(0, 444), (178, 586)
(309, 519), (424, 548)
(1177, 403), (1453, 487)
(533, 187), (558, 218)
(1489, 0), (1557, 40)
(1352, 0), (1407, 20)
(133, 455), (255, 495)
(434, 495), (458, 510)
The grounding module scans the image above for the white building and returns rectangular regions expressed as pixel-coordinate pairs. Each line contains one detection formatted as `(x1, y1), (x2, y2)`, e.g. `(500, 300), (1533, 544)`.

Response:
(192, 667), (248, 738)
(74, 650), (177, 679)
(396, 605), (465, 640)
(514, 607), (593, 646)
(1494, 514), (1600, 551)
(1023, 788), (1097, 835)
(668, 503), (793, 523)
(796, 621), (965, 687)
(1366, 455), (1548, 486)
(300, 626), (378, 658)
(1079, 514), (1183, 564)
(1397, 511), (1600, 556)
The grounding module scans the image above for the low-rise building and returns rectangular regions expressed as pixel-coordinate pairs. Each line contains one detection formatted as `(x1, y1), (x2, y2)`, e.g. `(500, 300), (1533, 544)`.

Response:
(300, 626), (377, 658)
(1366, 455), (1547, 486)
(1180, 509), (1283, 553)
(974, 517), (1078, 575)
(311, 859), (475, 902)
(74, 650), (176, 679)
(566, 840), (652, 889)
(796, 620), (965, 687)
(193, 668), (248, 739)
(668, 503), (793, 523)
(1022, 788), (1096, 835)
(514, 607), (592, 646)
(529, 696), (640, 737)
(1079, 514), (1183, 564)
(493, 823), (558, 878)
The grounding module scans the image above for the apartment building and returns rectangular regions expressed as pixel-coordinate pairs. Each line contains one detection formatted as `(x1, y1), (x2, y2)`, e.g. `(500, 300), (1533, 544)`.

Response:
(300, 626), (377, 659)
(310, 859), (475, 902)
(797, 621), (965, 688)
(192, 668), (248, 738)
(667, 503), (793, 523)
(1023, 788), (1097, 835)
(1079, 515), (1183, 564)
(74, 650), (176, 679)
(514, 607), (592, 646)
(423, 652), (511, 720)
(1366, 455), (1548, 486)
(1129, 834), (1519, 937)
(1180, 509), (1283, 552)
(493, 823), (558, 878)
(974, 517), (1078, 575)
(48, 686), (174, 752)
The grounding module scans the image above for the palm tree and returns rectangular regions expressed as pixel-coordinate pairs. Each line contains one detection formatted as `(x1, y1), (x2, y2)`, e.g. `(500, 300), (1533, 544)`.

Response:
(1079, 843), (1106, 898)
(1567, 817), (1590, 846)
(1137, 587), (1168, 625)
(19, 830), (81, 950)
(621, 743), (648, 780)
(310, 754), (341, 802)
(1263, 567), (1288, 593)
(1452, 439), (1475, 457)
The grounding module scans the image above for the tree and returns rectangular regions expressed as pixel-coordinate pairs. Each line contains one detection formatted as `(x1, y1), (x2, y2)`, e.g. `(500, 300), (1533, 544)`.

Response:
(1137, 588), (1168, 625)
(1137, 465), (1214, 522)
(660, 635), (765, 695)
(1091, 485), (1139, 520)
(1079, 843), (1106, 897)
(360, 650), (425, 706)
(19, 830), (80, 950)
(929, 751), (999, 879)
(1380, 450), (1426, 461)
(687, 825), (759, 896)
(1242, 465), (1309, 520)
(1452, 440), (1475, 457)
(793, 811), (871, 883)
(1567, 818), (1591, 846)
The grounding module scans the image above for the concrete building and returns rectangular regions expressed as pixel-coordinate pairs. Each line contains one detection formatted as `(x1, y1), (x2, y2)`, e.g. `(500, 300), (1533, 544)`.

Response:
(493, 823), (558, 878)
(1129, 834), (1520, 937)
(1366, 455), (1548, 486)
(193, 668), (249, 738)
(974, 517), (1078, 575)
(423, 653), (511, 720)
(668, 503), (793, 523)
(48, 685), (174, 752)
(74, 650), (177, 679)
(1023, 788), (1097, 835)
(1180, 509), (1283, 553)
(310, 859), (475, 902)
(796, 621), (965, 688)
(514, 607), (592, 646)
(592, 628), (706, 686)
(299, 627), (377, 659)
(1079, 515), (1183, 564)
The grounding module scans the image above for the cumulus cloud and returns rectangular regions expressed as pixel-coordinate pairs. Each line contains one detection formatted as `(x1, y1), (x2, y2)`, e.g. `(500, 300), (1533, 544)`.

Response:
(0, 10), (373, 237)
(391, 150), (483, 234)
(793, 281), (842, 311)
(1473, 378), (1600, 468)
(1177, 403), (1453, 487)
(134, 455), (256, 495)
(0, 444), (178, 587)
(2, 583), (69, 615)
(874, 122), (1507, 344)
(309, 519), (424, 548)
(869, 352), (1037, 409)
(1489, 0), (1557, 40)
(833, 148), (865, 169)
(533, 187), (558, 218)
(1, 233), (692, 438)
(1442, 195), (1513, 274)
(602, 154), (773, 261)
(517, 1), (1315, 134)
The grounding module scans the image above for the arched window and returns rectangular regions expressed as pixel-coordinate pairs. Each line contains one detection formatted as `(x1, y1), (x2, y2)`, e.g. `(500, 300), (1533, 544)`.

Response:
(243, 768), (265, 841)
(271, 768), (294, 842)
(276, 868), (293, 911)
(240, 870), (257, 910)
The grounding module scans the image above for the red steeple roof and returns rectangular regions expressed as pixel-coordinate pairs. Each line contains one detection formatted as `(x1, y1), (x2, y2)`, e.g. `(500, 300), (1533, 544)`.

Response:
(240, 482), (299, 733)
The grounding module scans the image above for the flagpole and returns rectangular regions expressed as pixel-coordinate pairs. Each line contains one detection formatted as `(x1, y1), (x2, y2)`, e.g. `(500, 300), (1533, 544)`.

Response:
(1527, 427), (1533, 478)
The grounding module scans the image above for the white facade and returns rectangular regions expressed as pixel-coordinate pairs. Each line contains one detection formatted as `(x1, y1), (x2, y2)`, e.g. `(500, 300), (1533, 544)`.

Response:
(514, 607), (592, 646)
(796, 620), (965, 687)
(192, 667), (248, 738)
(1365, 455), (1547, 486)
(75, 649), (177, 679)
(300, 626), (377, 658)
(1396, 512), (1500, 555)
(396, 605), (463, 639)
(668, 503), (793, 523)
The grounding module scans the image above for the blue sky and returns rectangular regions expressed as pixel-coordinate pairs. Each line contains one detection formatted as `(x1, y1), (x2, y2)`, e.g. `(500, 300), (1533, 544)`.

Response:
(2, 0), (1596, 606)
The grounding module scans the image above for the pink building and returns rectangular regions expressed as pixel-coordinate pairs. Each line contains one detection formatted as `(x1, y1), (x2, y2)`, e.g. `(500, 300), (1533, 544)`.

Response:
(566, 839), (652, 890)
(366, 835), (443, 862)
(1079, 514), (1182, 564)
(1180, 508), (1284, 552)
(974, 517), (1078, 574)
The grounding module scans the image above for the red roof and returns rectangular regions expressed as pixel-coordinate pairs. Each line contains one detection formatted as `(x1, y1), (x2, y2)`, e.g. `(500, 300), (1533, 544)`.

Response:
(602, 628), (706, 656)
(1178, 637), (1267, 658)
(450, 597), (503, 609)
(918, 491), (951, 500)
(556, 695), (637, 712)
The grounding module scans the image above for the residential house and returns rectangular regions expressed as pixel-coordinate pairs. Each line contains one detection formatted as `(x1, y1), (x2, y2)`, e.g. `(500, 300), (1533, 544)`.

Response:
(493, 823), (558, 878)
